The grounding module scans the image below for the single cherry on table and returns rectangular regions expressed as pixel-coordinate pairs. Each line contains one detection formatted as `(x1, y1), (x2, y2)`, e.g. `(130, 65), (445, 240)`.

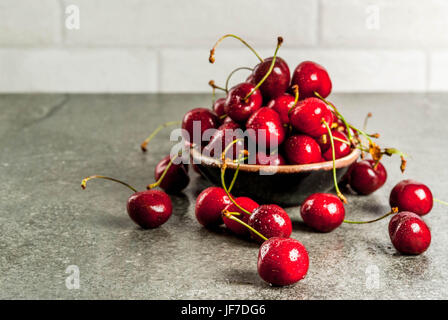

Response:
(154, 155), (190, 194)
(389, 211), (431, 255)
(195, 187), (232, 228)
(248, 204), (292, 242)
(300, 193), (345, 232)
(389, 179), (433, 216)
(222, 197), (259, 236)
(347, 160), (387, 195)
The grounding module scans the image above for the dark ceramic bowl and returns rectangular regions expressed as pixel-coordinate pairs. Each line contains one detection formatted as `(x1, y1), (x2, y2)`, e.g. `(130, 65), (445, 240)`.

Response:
(191, 148), (360, 206)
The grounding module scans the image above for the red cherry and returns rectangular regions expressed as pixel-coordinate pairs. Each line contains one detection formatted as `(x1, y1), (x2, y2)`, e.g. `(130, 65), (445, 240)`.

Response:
(317, 129), (347, 152)
(290, 97), (333, 137)
(257, 237), (309, 286)
(203, 122), (244, 159)
(195, 187), (231, 228)
(389, 180), (433, 216)
(246, 107), (285, 149)
(389, 211), (431, 255)
(248, 204), (292, 242)
(154, 155), (190, 194)
(291, 61), (332, 99)
(222, 197), (259, 236)
(252, 56), (290, 101)
(213, 97), (227, 118)
(225, 82), (262, 122)
(182, 108), (219, 146)
(347, 160), (387, 195)
(300, 193), (345, 232)
(283, 134), (322, 165)
(266, 94), (296, 124)
(127, 190), (173, 229)
(249, 151), (286, 166)
(322, 131), (351, 160)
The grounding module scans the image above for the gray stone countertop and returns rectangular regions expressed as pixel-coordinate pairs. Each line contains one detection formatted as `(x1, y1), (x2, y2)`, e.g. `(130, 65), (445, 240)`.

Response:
(0, 93), (447, 299)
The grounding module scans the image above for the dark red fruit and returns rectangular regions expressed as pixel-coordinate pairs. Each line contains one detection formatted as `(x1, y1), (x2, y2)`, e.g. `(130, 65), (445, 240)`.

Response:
(389, 211), (431, 255)
(249, 151), (286, 166)
(267, 94), (295, 124)
(322, 131), (351, 160)
(252, 56), (290, 101)
(195, 187), (231, 228)
(202, 122), (244, 159)
(222, 197), (259, 236)
(300, 193), (345, 232)
(291, 61), (332, 99)
(290, 97), (333, 137)
(248, 204), (292, 242)
(154, 155), (190, 194)
(182, 108), (219, 146)
(225, 82), (262, 122)
(347, 160), (387, 195)
(389, 180), (433, 216)
(213, 97), (227, 118)
(283, 134), (321, 165)
(246, 107), (285, 149)
(127, 190), (172, 229)
(257, 237), (309, 286)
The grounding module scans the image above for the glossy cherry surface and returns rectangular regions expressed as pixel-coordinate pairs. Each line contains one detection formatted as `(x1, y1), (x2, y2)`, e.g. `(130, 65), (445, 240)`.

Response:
(389, 211), (431, 255)
(252, 56), (290, 101)
(257, 237), (309, 286)
(246, 107), (285, 149)
(182, 108), (219, 146)
(291, 61), (332, 99)
(127, 190), (173, 229)
(225, 82), (262, 122)
(213, 97), (227, 118)
(283, 134), (322, 165)
(347, 160), (387, 195)
(290, 97), (333, 137)
(322, 131), (351, 160)
(318, 129), (347, 152)
(222, 197), (259, 236)
(248, 204), (292, 242)
(195, 187), (231, 228)
(300, 193), (345, 232)
(266, 93), (295, 124)
(389, 180), (433, 216)
(154, 155), (190, 194)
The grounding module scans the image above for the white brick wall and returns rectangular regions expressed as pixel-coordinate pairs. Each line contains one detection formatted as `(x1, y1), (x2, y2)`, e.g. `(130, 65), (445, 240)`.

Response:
(0, 0), (446, 93)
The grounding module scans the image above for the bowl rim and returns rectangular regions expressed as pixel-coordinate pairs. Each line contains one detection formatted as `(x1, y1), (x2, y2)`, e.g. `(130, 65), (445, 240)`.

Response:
(190, 148), (360, 174)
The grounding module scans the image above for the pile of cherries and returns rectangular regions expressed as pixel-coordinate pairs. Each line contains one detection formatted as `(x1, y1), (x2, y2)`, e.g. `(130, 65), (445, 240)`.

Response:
(81, 35), (442, 288)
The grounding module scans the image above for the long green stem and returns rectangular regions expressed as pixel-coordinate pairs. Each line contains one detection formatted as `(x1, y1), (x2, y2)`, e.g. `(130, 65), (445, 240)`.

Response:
(81, 175), (138, 193)
(147, 154), (180, 190)
(223, 211), (268, 241)
(141, 121), (181, 152)
(434, 198), (448, 206)
(225, 66), (253, 92)
(209, 34), (264, 63)
(344, 208), (398, 224)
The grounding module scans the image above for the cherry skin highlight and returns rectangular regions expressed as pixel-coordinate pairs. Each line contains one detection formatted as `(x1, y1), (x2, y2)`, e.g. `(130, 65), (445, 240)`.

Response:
(389, 211), (431, 255)
(127, 190), (173, 229)
(248, 204), (292, 242)
(252, 56), (291, 101)
(266, 93), (296, 124)
(195, 187), (231, 228)
(300, 193), (345, 232)
(222, 197), (259, 236)
(246, 107), (285, 149)
(154, 155), (190, 194)
(289, 97), (333, 137)
(389, 180), (433, 216)
(291, 61), (332, 99)
(283, 134), (322, 165)
(347, 160), (387, 195)
(225, 82), (263, 123)
(182, 108), (219, 146)
(257, 237), (309, 286)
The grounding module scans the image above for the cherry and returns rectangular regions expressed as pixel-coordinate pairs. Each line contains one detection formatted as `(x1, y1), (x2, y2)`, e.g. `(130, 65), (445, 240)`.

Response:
(154, 155), (190, 194)
(283, 134), (322, 165)
(267, 93), (296, 124)
(389, 211), (431, 255)
(203, 121), (244, 159)
(389, 180), (433, 216)
(246, 107), (285, 149)
(222, 197), (259, 236)
(322, 131), (351, 160)
(81, 176), (172, 229)
(249, 151), (286, 166)
(317, 129), (347, 152)
(300, 193), (345, 232)
(248, 204), (292, 242)
(213, 97), (227, 119)
(257, 237), (309, 286)
(347, 160), (387, 195)
(182, 108), (219, 146)
(252, 56), (290, 101)
(225, 82), (263, 122)
(290, 97), (333, 137)
(195, 187), (231, 228)
(291, 61), (332, 99)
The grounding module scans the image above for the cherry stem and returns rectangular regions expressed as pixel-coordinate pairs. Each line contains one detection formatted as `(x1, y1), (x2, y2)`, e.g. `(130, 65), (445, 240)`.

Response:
(228, 153), (246, 193)
(383, 148), (408, 173)
(333, 136), (369, 152)
(344, 208), (398, 224)
(223, 211), (268, 241)
(211, 84), (216, 106)
(363, 112), (372, 131)
(209, 34), (264, 64)
(147, 154), (180, 190)
(434, 198), (448, 206)
(243, 36), (283, 101)
(288, 85), (300, 116)
(209, 80), (227, 93)
(225, 66), (254, 92)
(81, 175), (138, 193)
(141, 120), (181, 152)
(322, 120), (347, 204)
